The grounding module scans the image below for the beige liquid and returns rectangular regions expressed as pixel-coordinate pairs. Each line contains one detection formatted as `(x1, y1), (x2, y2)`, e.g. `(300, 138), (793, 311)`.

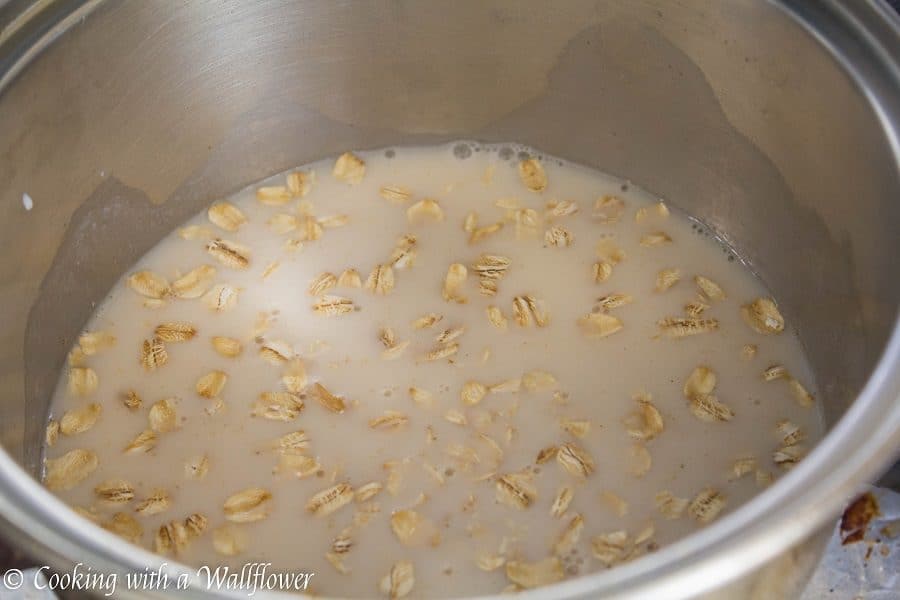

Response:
(42, 142), (822, 597)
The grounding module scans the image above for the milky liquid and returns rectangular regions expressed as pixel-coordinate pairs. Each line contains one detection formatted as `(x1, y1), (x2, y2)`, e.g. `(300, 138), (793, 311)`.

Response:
(42, 142), (822, 597)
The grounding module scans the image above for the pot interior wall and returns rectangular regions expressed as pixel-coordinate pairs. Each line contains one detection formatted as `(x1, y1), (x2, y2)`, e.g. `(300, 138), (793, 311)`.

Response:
(0, 0), (897, 479)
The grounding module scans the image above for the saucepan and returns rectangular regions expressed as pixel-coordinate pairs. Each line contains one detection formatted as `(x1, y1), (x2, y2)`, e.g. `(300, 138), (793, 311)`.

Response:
(0, 1), (897, 597)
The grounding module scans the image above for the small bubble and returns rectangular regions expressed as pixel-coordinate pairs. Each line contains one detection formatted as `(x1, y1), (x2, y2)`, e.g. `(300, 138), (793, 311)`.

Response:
(499, 147), (513, 160)
(385, 149), (396, 158)
(517, 150), (530, 160)
(453, 144), (472, 159)
(621, 183), (630, 192)
(444, 467), (455, 477)
(533, 467), (541, 475)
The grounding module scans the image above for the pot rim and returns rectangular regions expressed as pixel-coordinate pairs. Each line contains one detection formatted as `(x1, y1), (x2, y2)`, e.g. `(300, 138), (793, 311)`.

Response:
(0, 1), (897, 598)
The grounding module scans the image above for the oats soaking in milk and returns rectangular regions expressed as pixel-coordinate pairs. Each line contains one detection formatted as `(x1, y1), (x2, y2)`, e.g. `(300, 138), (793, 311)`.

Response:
(42, 142), (822, 597)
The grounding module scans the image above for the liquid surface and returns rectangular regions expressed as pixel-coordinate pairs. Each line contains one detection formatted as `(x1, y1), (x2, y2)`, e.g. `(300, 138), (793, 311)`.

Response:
(42, 142), (822, 597)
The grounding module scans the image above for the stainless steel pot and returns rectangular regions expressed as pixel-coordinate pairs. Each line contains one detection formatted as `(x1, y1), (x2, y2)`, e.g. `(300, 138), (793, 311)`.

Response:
(0, 1), (897, 598)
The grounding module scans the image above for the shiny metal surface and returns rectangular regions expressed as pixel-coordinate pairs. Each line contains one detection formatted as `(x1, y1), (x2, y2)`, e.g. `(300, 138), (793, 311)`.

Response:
(0, 1), (897, 598)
